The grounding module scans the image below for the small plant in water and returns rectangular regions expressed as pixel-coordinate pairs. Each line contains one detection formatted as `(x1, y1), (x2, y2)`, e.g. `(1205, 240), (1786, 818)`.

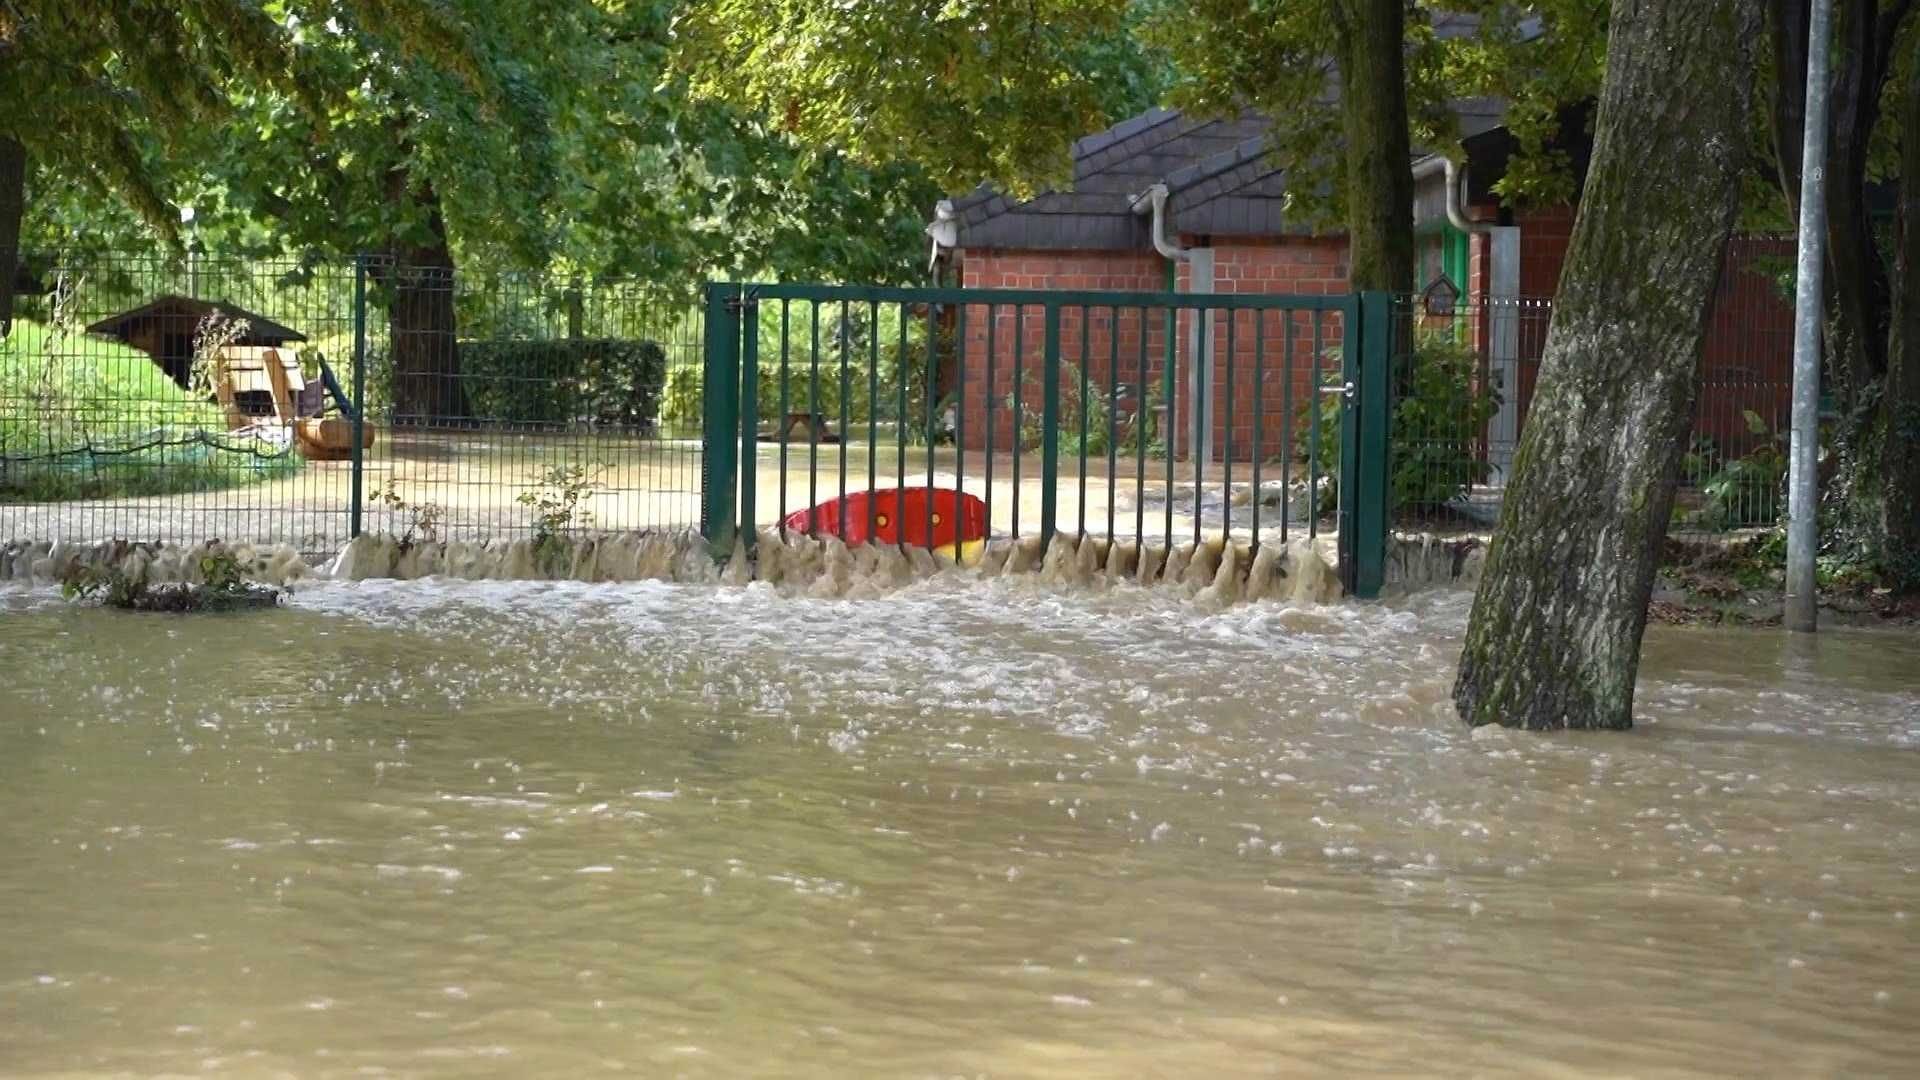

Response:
(60, 564), (148, 607)
(368, 478), (444, 549)
(518, 463), (602, 550)
(59, 547), (279, 613)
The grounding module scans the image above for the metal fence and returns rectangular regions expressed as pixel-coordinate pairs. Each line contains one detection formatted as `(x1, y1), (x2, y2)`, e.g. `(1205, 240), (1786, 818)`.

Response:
(3, 247), (1790, 575)
(1, 251), (704, 552)
(698, 283), (1394, 594)
(1388, 238), (1794, 537)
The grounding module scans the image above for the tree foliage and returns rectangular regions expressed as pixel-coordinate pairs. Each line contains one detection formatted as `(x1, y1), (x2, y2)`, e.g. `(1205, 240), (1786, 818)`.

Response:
(0, 0), (311, 235)
(672, 0), (1168, 195)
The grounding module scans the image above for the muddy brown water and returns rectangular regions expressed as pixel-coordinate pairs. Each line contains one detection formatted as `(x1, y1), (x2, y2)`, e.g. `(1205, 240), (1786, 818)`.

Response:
(1, 579), (1916, 1077)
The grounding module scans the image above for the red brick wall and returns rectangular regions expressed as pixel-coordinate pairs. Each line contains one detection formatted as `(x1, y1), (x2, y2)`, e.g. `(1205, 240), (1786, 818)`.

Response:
(1200, 240), (1349, 461)
(1511, 205), (1576, 428)
(955, 250), (1169, 456)
(1501, 215), (1793, 456)
(954, 240), (1349, 462)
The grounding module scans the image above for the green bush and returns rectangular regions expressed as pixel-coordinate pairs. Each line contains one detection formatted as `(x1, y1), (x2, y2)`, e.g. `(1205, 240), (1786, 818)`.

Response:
(365, 338), (668, 428)
(1008, 360), (1161, 460)
(659, 363), (703, 431)
(1298, 333), (1500, 514)
(460, 338), (667, 427)
(1692, 410), (1786, 529)
(1391, 336), (1500, 510)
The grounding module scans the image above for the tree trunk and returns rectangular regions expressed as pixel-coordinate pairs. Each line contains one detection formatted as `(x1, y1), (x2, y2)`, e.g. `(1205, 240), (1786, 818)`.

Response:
(0, 135), (26, 338)
(1454, 0), (1760, 731)
(1887, 35), (1920, 585)
(386, 174), (467, 424)
(1329, 0), (1416, 296)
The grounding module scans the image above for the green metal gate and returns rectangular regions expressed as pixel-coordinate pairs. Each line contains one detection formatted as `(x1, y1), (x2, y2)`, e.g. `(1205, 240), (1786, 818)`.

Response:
(702, 283), (1390, 597)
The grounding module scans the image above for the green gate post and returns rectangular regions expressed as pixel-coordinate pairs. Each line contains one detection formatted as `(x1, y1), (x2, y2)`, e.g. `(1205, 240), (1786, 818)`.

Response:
(701, 283), (743, 557)
(737, 291), (759, 553)
(349, 254), (368, 539)
(1339, 291), (1391, 598)
(1039, 303), (1062, 552)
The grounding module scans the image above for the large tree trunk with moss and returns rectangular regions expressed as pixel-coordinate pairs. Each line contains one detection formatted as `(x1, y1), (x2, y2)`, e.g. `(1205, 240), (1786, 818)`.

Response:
(1328, 0), (1416, 296)
(1768, 0), (1920, 587)
(0, 135), (26, 337)
(386, 172), (468, 424)
(1454, 0), (1759, 731)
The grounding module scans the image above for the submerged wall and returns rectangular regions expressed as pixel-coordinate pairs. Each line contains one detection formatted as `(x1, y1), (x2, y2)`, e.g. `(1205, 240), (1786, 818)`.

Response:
(0, 529), (1359, 608)
(0, 530), (1483, 605)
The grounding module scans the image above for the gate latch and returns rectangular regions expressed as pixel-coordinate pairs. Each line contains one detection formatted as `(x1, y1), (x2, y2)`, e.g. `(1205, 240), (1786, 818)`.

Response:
(1319, 380), (1356, 402)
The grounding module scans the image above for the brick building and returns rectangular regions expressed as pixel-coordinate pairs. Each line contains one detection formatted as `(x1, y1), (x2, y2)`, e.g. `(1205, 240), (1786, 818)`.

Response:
(928, 103), (1795, 472)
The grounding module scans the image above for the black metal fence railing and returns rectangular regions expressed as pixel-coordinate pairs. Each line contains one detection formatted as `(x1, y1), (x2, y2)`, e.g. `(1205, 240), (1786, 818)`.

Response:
(1, 252), (704, 552)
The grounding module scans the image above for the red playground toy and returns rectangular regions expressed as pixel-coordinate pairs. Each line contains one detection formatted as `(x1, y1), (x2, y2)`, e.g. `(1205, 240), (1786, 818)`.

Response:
(782, 487), (989, 559)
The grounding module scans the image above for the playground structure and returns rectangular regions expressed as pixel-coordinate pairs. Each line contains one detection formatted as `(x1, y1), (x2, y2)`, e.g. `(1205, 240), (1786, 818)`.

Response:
(212, 345), (374, 462)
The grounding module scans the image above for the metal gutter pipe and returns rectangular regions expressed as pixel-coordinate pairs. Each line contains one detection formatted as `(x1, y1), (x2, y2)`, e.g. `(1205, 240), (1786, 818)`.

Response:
(1130, 183), (1191, 262)
(1410, 155), (1488, 235)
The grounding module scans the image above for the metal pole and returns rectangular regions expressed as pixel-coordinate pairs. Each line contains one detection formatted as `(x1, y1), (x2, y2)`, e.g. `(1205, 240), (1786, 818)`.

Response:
(349, 254), (368, 539)
(1785, 0), (1833, 634)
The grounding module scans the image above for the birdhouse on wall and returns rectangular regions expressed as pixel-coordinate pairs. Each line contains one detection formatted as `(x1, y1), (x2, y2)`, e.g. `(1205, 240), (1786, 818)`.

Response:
(1421, 274), (1460, 318)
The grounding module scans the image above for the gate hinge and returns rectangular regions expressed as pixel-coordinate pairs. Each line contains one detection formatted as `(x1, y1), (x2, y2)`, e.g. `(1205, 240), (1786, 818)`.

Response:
(725, 287), (760, 314)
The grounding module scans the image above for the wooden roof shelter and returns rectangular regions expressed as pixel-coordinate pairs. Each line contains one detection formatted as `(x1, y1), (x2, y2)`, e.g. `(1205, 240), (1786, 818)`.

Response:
(86, 295), (307, 390)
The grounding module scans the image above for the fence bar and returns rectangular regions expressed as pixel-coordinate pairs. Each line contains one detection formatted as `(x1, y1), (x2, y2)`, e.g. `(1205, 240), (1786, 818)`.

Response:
(1041, 304), (1061, 552)
(896, 303), (909, 547)
(984, 302), (997, 539)
(1350, 292), (1391, 598)
(349, 254), (368, 538)
(1222, 308), (1237, 544)
(866, 301), (879, 542)
(1281, 311), (1294, 542)
(807, 301), (821, 535)
(778, 300), (791, 536)
(739, 293), (759, 550)
(1251, 309), (1265, 549)
(1078, 305), (1091, 537)
(924, 301), (937, 545)
(699, 282), (741, 553)
(1107, 307), (1119, 542)
(1163, 302), (1176, 547)
(955, 300), (967, 550)
(1012, 306), (1024, 539)
(1308, 310), (1323, 540)
(837, 300), (849, 518)
(1135, 305), (1149, 549)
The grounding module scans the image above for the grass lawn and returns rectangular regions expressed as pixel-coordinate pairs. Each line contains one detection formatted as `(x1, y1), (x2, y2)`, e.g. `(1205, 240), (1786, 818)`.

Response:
(0, 320), (302, 501)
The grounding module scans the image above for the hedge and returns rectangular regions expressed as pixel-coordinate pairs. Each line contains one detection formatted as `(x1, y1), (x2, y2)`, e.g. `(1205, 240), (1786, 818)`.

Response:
(366, 338), (667, 427)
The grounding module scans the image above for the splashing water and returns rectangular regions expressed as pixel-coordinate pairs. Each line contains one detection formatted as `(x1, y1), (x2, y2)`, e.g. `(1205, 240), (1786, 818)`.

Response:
(0, 578), (1915, 1076)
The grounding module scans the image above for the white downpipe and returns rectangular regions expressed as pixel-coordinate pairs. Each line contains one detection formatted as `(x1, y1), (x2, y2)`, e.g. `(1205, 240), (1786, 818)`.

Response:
(1415, 155), (1521, 491)
(1130, 185), (1213, 465)
(1410, 155), (1488, 236)
(1133, 183), (1191, 263)
(925, 199), (958, 275)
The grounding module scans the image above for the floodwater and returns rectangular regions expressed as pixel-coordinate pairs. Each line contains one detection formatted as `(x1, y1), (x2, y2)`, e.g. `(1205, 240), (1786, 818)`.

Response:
(1, 578), (1916, 1077)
